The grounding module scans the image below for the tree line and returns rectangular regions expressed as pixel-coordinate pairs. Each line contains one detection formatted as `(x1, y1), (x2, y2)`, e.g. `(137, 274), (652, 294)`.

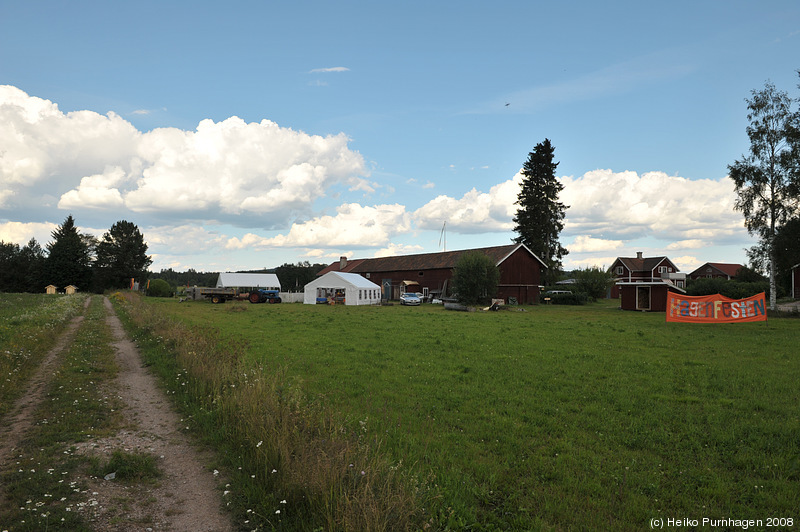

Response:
(0, 214), (329, 294)
(0, 215), (152, 294)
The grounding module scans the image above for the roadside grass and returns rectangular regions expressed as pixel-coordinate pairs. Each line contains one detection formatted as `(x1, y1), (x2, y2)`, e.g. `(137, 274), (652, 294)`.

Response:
(0, 294), (87, 419)
(0, 296), (155, 531)
(124, 295), (798, 530)
(112, 291), (419, 531)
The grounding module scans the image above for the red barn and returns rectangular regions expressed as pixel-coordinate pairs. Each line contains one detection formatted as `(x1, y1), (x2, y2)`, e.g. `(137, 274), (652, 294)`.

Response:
(319, 243), (546, 304)
(687, 262), (744, 281)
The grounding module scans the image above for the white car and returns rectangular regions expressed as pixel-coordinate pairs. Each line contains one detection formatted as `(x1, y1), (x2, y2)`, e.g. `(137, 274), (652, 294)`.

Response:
(400, 293), (421, 306)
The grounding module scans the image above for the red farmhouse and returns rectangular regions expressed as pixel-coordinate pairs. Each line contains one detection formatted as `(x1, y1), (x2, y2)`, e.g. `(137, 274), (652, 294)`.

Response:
(319, 243), (546, 305)
(608, 252), (686, 311)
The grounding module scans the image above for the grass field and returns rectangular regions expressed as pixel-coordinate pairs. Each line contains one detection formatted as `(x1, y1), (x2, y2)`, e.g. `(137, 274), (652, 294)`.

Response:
(137, 297), (799, 530)
(0, 294), (87, 419)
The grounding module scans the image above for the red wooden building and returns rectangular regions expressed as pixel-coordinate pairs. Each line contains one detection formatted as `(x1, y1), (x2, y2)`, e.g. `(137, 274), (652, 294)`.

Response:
(687, 262), (744, 281)
(616, 281), (685, 312)
(608, 252), (685, 299)
(608, 252), (686, 311)
(318, 243), (546, 304)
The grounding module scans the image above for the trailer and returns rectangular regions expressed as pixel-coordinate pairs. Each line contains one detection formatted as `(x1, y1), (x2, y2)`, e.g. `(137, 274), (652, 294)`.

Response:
(187, 286), (240, 304)
(187, 286), (282, 304)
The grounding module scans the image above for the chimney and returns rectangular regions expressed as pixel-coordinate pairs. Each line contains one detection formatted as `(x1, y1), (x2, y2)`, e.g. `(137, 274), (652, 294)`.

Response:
(340, 256), (347, 270)
(636, 251), (643, 260)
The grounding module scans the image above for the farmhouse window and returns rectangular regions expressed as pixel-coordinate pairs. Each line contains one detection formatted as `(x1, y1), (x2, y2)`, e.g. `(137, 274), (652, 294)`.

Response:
(616, 266), (624, 275)
(419, 271), (424, 276)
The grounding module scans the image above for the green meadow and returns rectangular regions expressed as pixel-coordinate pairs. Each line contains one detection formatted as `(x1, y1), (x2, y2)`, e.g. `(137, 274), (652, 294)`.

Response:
(141, 298), (799, 530)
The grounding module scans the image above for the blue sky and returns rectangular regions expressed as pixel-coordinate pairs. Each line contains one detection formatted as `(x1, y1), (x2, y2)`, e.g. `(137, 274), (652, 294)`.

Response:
(1, 1), (798, 274)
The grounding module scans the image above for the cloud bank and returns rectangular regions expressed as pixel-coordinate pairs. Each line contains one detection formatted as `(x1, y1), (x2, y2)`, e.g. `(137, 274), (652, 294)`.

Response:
(1, 85), (746, 271)
(1, 85), (368, 228)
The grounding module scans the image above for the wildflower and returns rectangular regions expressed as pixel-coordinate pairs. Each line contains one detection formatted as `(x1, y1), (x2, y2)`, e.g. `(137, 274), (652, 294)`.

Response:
(280, 500), (287, 504)
(257, 441), (262, 447)
(275, 510), (280, 514)
(213, 469), (219, 476)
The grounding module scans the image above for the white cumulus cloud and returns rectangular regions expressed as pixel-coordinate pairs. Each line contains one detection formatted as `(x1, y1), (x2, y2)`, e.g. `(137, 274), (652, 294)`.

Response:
(0, 86), (367, 229)
(569, 235), (624, 253)
(561, 169), (743, 242)
(413, 173), (522, 233)
(226, 203), (411, 249)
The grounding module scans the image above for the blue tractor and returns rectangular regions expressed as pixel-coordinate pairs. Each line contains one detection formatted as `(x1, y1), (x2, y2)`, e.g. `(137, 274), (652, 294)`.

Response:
(248, 288), (282, 304)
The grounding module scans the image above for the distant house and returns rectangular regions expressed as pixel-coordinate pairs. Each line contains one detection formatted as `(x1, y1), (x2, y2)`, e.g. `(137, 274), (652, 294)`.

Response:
(608, 252), (685, 299)
(793, 263), (800, 299)
(688, 262), (744, 281)
(45, 285), (57, 295)
(320, 243), (547, 304)
(64, 285), (78, 295)
(216, 272), (281, 290)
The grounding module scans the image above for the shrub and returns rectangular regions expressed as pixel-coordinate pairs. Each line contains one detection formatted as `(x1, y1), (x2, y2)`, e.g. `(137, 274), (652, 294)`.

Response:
(452, 252), (500, 306)
(540, 291), (589, 305)
(146, 278), (173, 298)
(573, 266), (615, 300)
(685, 277), (773, 299)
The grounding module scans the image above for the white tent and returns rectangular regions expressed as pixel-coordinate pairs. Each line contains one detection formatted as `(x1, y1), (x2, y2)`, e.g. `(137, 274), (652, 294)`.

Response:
(216, 272), (281, 290)
(303, 271), (381, 306)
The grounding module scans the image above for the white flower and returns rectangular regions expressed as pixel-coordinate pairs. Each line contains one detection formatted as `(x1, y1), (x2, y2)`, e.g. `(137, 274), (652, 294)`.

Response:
(275, 510), (281, 514)
(280, 500), (287, 504)
(256, 441), (263, 447)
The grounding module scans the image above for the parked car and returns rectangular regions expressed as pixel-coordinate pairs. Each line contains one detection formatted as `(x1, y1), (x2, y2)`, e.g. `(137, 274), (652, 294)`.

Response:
(400, 293), (421, 306)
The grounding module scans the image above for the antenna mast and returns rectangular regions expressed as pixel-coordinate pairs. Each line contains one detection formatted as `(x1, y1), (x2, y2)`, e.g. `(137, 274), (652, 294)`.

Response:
(439, 221), (447, 252)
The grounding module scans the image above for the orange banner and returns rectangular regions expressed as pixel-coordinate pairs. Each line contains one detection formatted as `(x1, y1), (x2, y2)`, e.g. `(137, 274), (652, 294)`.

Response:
(667, 292), (767, 323)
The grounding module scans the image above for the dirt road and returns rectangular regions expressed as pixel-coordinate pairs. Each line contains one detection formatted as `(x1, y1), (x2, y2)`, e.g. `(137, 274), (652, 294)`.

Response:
(0, 297), (233, 531)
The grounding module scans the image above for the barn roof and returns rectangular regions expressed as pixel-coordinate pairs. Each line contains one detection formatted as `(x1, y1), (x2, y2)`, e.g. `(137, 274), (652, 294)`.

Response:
(688, 262), (744, 278)
(216, 272), (281, 289)
(343, 243), (545, 273)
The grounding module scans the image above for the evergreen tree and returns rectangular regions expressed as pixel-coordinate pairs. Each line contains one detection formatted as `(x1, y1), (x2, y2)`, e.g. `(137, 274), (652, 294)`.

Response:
(728, 80), (800, 309)
(512, 139), (569, 284)
(0, 241), (23, 292)
(94, 220), (153, 291)
(20, 238), (47, 292)
(44, 215), (92, 291)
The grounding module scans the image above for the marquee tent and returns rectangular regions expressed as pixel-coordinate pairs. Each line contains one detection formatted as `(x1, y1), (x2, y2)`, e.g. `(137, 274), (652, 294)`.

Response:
(303, 271), (381, 306)
(216, 273), (281, 290)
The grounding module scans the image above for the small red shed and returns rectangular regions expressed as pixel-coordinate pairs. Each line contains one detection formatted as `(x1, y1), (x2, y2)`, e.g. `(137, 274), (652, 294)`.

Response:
(617, 280), (686, 312)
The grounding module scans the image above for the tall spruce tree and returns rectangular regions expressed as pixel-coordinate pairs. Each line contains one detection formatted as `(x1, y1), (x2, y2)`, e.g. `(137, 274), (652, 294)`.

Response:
(512, 139), (569, 284)
(44, 215), (92, 291)
(94, 220), (152, 291)
(728, 80), (800, 310)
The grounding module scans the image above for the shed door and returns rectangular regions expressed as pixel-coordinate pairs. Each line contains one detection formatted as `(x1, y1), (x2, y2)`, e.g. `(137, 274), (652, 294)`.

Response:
(382, 279), (392, 301)
(636, 286), (651, 310)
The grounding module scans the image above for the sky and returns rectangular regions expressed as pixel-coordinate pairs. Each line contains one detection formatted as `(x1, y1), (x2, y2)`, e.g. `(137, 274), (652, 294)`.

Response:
(1, 1), (799, 275)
